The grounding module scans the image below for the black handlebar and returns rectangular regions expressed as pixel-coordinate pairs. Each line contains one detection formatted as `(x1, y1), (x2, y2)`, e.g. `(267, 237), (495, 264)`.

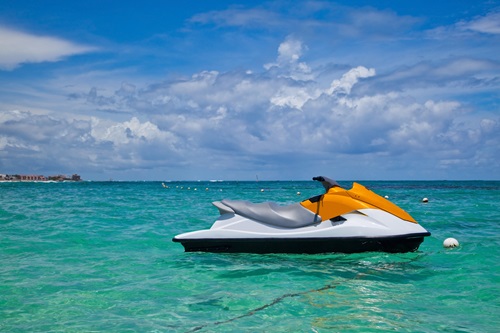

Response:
(313, 176), (340, 192)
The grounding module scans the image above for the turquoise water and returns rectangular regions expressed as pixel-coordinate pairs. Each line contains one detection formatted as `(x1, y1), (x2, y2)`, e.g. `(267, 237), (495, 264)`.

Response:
(1, 180), (499, 332)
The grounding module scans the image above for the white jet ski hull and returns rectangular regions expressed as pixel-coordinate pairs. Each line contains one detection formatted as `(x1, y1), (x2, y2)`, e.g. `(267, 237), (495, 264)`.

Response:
(173, 208), (431, 254)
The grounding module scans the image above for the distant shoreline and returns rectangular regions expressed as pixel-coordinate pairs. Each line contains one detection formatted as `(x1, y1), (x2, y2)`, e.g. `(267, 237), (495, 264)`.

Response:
(0, 173), (82, 182)
(0, 180), (82, 183)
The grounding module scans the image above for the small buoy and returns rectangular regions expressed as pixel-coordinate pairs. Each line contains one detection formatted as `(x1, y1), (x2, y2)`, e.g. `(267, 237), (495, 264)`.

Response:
(205, 188), (209, 191)
(443, 238), (459, 248)
(384, 195), (389, 199)
(297, 192), (301, 195)
(260, 189), (264, 192)
(422, 197), (429, 203)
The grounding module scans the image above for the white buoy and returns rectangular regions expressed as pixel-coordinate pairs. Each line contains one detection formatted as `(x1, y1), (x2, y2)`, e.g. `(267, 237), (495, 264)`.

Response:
(297, 192), (301, 195)
(384, 195), (389, 199)
(443, 238), (459, 248)
(422, 197), (429, 203)
(260, 189), (264, 192)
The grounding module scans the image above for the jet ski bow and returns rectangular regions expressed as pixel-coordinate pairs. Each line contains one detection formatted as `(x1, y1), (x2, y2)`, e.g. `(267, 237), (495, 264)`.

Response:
(172, 177), (431, 254)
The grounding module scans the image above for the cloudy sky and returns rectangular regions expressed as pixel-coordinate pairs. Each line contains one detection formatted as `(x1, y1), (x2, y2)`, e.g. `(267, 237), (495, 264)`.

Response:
(1, 1), (499, 181)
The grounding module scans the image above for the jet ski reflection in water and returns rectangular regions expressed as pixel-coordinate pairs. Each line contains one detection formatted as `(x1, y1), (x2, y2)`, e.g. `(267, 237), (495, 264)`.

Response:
(173, 176), (431, 254)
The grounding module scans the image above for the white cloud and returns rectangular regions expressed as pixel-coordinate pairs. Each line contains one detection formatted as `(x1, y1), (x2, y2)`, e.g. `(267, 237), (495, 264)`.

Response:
(169, 71), (220, 95)
(270, 86), (314, 109)
(462, 11), (500, 34)
(326, 66), (376, 95)
(276, 37), (306, 65)
(1, 31), (499, 180)
(264, 36), (312, 80)
(341, 6), (421, 39)
(90, 117), (175, 146)
(269, 65), (375, 109)
(433, 58), (497, 77)
(0, 26), (95, 70)
(189, 7), (279, 28)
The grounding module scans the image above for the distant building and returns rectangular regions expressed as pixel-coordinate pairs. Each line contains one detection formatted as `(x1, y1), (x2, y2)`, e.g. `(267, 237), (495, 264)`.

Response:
(0, 174), (20, 181)
(47, 174), (82, 181)
(20, 175), (47, 181)
(0, 172), (82, 181)
(48, 175), (67, 181)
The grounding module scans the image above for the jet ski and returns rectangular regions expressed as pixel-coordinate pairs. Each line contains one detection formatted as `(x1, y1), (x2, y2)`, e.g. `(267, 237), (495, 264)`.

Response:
(172, 176), (431, 254)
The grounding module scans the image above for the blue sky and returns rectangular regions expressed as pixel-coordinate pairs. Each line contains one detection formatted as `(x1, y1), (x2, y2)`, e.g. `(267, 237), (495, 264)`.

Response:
(0, 0), (499, 181)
